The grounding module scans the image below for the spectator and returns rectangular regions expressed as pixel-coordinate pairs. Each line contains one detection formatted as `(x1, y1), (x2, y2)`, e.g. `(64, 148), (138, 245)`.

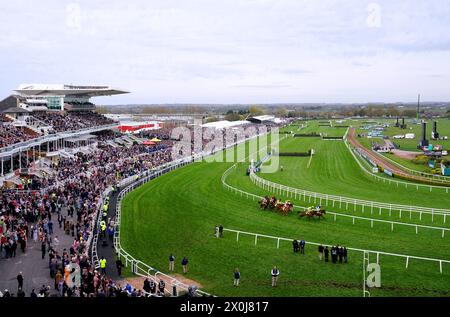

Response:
(169, 254), (175, 272)
(41, 241), (46, 259)
(324, 246), (329, 262)
(181, 257), (189, 274)
(271, 266), (280, 287)
(17, 272), (24, 291)
(100, 256), (107, 275)
(158, 279), (166, 296)
(233, 268), (240, 287)
(300, 239), (305, 254)
(116, 256), (123, 277)
(318, 245), (324, 261)
(292, 239), (299, 253)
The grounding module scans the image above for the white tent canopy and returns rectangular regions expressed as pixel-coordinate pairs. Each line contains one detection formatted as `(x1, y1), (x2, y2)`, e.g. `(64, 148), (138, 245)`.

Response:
(201, 120), (250, 129)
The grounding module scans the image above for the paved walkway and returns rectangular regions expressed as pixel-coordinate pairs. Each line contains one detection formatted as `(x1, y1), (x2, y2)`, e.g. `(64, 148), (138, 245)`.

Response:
(96, 190), (120, 282)
(0, 209), (76, 296)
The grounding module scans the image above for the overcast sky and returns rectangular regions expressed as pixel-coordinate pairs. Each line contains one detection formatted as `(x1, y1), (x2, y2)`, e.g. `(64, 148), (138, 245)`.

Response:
(1, 0), (449, 104)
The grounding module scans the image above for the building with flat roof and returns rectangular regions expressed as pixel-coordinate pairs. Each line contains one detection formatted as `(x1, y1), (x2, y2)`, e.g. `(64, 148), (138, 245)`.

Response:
(13, 84), (129, 111)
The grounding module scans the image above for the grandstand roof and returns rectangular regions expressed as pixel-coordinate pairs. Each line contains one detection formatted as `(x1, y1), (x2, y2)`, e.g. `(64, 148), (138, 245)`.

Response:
(201, 120), (250, 129)
(2, 107), (30, 114)
(14, 84), (129, 97)
(251, 115), (276, 121)
(0, 95), (22, 112)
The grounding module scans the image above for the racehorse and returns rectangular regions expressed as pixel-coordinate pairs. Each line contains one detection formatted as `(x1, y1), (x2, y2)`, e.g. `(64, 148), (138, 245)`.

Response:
(298, 207), (326, 220)
(314, 209), (326, 219)
(298, 209), (315, 219)
(258, 196), (293, 215)
(275, 202), (293, 215)
(258, 197), (269, 210)
(268, 196), (278, 209)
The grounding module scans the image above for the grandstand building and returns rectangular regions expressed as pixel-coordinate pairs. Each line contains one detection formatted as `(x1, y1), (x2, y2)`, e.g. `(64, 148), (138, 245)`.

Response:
(10, 84), (129, 111)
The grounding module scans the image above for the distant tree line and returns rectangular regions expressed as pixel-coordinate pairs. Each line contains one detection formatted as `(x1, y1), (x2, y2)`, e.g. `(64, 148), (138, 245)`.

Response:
(96, 103), (450, 120)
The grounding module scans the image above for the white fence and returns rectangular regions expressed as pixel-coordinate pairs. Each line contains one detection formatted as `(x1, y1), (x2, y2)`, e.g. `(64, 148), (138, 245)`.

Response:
(0, 123), (119, 157)
(249, 171), (450, 222)
(115, 168), (212, 297)
(372, 149), (450, 183)
(110, 130), (274, 297)
(223, 228), (450, 274)
(221, 165), (450, 237)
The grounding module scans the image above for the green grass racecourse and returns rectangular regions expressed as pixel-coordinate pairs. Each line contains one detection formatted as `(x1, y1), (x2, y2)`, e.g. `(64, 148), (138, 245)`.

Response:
(120, 121), (450, 297)
(262, 137), (449, 209)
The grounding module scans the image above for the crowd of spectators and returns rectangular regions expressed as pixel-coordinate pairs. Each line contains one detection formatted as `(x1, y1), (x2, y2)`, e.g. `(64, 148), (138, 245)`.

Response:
(32, 111), (115, 133)
(0, 120), (287, 297)
(0, 111), (116, 150)
(0, 132), (175, 297)
(0, 123), (35, 149)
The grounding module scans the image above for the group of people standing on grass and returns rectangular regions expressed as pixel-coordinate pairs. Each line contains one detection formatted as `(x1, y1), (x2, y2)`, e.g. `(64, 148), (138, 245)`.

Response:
(318, 244), (348, 263)
(214, 225), (224, 238)
(292, 240), (348, 263)
(168, 254), (189, 274)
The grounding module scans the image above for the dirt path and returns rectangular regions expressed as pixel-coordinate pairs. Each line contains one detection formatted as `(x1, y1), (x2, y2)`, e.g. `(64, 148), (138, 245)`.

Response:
(123, 274), (203, 296)
(391, 149), (420, 160)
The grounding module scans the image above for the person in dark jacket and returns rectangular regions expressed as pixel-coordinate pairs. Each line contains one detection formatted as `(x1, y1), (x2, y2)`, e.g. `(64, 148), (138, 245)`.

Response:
(271, 266), (280, 287)
(181, 257), (189, 273)
(149, 280), (156, 294)
(292, 240), (299, 253)
(343, 247), (348, 263)
(41, 241), (46, 259)
(30, 289), (37, 298)
(143, 278), (151, 294)
(331, 246), (337, 264)
(116, 257), (124, 276)
(233, 268), (240, 286)
(318, 245), (324, 261)
(324, 246), (329, 262)
(300, 239), (305, 254)
(169, 254), (175, 272)
(17, 272), (24, 291)
(158, 280), (165, 296)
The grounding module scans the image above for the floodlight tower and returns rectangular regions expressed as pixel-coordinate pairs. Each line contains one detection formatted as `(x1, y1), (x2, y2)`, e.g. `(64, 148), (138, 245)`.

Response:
(417, 94), (420, 121)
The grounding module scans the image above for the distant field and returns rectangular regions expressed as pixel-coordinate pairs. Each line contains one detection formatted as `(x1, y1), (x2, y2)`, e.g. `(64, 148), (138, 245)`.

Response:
(353, 118), (450, 173)
(119, 120), (450, 297)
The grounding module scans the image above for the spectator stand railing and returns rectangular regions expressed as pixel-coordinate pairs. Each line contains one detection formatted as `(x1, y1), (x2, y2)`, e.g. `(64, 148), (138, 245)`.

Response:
(221, 227), (450, 274)
(221, 165), (450, 238)
(0, 123), (118, 157)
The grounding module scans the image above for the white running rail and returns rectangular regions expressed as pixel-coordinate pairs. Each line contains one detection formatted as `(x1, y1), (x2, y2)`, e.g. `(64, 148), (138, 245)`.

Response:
(223, 227), (450, 274)
(221, 165), (450, 237)
(345, 137), (450, 192)
(112, 130), (276, 297)
(250, 171), (450, 220)
(372, 149), (450, 183)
